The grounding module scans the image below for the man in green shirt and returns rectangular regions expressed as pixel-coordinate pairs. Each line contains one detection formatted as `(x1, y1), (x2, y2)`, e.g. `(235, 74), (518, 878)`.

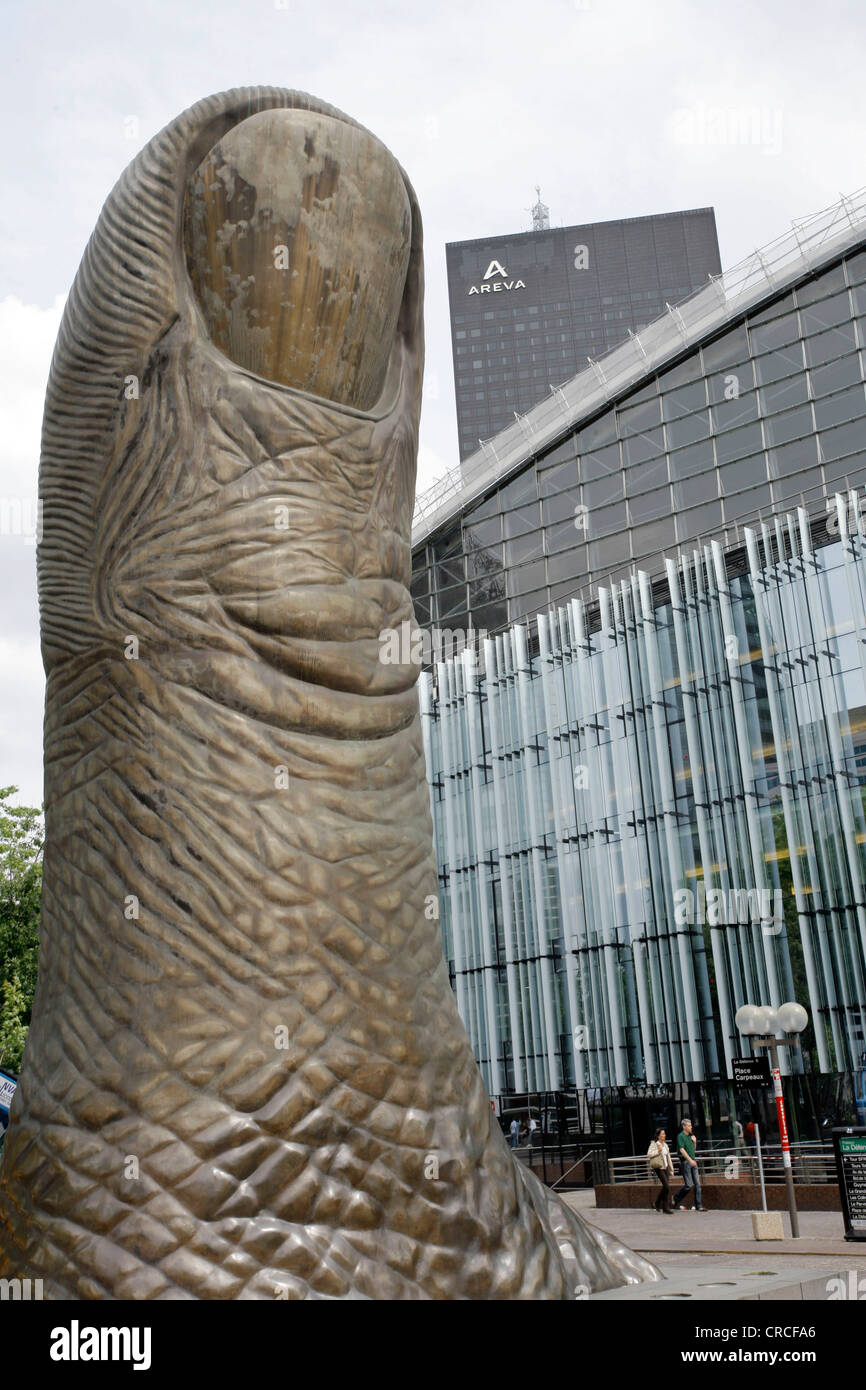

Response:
(672, 1117), (705, 1210)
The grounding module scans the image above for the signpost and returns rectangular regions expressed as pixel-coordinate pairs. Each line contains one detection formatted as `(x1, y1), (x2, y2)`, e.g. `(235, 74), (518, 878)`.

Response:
(734, 1002), (809, 1240)
(732, 1056), (771, 1085)
(832, 1126), (866, 1242)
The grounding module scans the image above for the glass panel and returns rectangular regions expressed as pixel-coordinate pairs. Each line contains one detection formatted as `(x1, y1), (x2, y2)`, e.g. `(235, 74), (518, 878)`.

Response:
(673, 471), (718, 508)
(814, 384), (866, 430)
(436, 556), (465, 587)
(763, 404), (813, 447)
(412, 594), (432, 626)
(542, 491), (580, 526)
(505, 530), (544, 565)
(707, 360), (756, 404)
(820, 420), (864, 462)
(438, 585), (467, 620)
(498, 468), (538, 510)
(546, 518), (581, 554)
(845, 251), (866, 286)
(509, 588), (547, 621)
(661, 380), (707, 419)
(618, 397), (661, 436)
(466, 490), (502, 523)
(810, 354), (861, 397)
(538, 434), (578, 468)
(508, 560), (546, 596)
(701, 325), (749, 371)
(627, 456), (668, 492)
(754, 342), (805, 385)
(504, 501), (541, 538)
(749, 312), (800, 353)
(748, 291), (796, 326)
(548, 546), (587, 584)
(723, 483), (772, 522)
(593, 502), (628, 536)
(677, 499), (723, 539)
(629, 486), (672, 523)
(768, 435), (820, 480)
(823, 453), (866, 483)
(799, 289), (851, 332)
(410, 568), (430, 598)
(805, 323), (856, 367)
(666, 411), (710, 448)
(711, 390), (759, 429)
(715, 421), (763, 464)
(798, 265), (846, 304)
(668, 438), (715, 478)
(588, 532), (629, 571)
(465, 515), (501, 547)
(466, 544), (504, 579)
(472, 599), (509, 633)
(772, 465), (823, 506)
(719, 456), (766, 495)
(631, 515), (676, 556)
(658, 357), (702, 391)
(623, 427), (665, 465)
(469, 574), (506, 607)
(576, 412), (617, 450)
(432, 526), (462, 562)
(583, 472), (625, 508)
(538, 458), (578, 496)
(760, 374), (809, 412)
(581, 442), (621, 479)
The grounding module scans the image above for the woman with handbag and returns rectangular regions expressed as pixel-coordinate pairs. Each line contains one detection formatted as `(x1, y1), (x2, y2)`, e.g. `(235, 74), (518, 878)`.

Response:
(647, 1128), (675, 1213)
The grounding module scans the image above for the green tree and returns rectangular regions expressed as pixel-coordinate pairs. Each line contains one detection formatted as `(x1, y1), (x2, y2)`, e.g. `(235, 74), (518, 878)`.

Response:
(0, 786), (43, 1072)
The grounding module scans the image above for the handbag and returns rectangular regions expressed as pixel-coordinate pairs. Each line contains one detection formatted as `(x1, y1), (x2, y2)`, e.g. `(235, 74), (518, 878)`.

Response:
(647, 1139), (667, 1173)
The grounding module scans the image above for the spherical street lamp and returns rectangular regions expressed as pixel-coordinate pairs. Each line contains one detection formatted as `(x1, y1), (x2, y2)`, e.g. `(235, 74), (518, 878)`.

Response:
(756, 1005), (779, 1035)
(776, 1001), (809, 1035)
(734, 1004), (762, 1035)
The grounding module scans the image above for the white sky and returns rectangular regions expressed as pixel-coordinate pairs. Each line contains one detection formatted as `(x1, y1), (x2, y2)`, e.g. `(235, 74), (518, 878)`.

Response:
(2, 0), (866, 804)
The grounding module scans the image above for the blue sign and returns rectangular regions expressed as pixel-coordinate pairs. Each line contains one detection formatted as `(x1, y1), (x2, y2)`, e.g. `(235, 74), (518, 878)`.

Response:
(0, 1069), (17, 1127)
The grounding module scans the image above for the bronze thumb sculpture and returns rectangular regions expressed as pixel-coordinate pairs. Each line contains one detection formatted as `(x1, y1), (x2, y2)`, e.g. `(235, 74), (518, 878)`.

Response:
(0, 87), (659, 1299)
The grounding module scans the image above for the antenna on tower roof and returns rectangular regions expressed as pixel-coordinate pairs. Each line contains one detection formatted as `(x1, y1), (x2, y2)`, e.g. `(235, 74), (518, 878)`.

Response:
(530, 185), (550, 232)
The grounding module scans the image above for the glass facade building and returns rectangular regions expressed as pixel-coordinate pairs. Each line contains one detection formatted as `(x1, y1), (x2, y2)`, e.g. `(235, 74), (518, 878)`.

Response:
(415, 193), (866, 1096)
(447, 209), (721, 459)
(421, 501), (866, 1093)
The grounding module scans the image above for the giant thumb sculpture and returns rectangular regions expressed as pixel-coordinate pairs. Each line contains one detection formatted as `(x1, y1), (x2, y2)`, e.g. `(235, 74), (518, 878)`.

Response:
(0, 87), (659, 1300)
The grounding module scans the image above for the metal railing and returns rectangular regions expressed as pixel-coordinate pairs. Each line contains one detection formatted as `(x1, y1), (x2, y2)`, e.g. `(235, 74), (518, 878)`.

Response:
(511, 1139), (609, 1189)
(609, 1141), (837, 1185)
(413, 186), (866, 548)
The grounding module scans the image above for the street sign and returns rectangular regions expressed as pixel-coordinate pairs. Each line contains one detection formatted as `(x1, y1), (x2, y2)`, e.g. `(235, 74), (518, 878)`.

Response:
(833, 1126), (866, 1242)
(0, 1068), (17, 1128)
(731, 1056), (771, 1085)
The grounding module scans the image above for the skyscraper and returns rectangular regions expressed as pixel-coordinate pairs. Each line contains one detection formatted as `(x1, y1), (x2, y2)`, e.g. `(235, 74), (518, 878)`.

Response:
(447, 206), (721, 460)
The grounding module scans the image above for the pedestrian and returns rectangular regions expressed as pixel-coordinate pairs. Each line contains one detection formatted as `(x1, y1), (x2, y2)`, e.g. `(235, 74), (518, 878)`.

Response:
(509, 1117), (519, 1149)
(528, 1115), (537, 1145)
(646, 1127), (675, 1213)
(672, 1117), (705, 1211)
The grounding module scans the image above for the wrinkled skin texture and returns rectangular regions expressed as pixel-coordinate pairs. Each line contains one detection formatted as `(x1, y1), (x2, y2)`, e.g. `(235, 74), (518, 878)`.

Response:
(0, 88), (660, 1299)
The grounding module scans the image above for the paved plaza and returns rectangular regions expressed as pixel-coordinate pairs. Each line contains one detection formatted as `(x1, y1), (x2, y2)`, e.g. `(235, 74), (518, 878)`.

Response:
(562, 1189), (865, 1276)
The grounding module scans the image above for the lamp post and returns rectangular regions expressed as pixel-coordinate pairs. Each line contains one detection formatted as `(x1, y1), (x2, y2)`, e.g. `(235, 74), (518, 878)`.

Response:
(735, 1001), (809, 1239)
